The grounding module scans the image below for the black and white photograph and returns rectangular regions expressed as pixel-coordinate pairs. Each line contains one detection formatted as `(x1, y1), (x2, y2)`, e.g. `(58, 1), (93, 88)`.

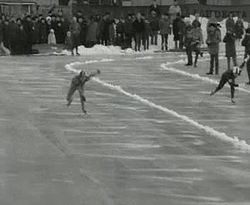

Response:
(0, 0), (250, 204)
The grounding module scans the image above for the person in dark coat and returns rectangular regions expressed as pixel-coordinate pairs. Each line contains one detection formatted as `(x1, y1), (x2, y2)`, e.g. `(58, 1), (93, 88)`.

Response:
(55, 20), (65, 44)
(234, 17), (244, 45)
(223, 30), (237, 70)
(149, 11), (159, 45)
(226, 13), (235, 33)
(32, 17), (40, 44)
(8, 18), (18, 54)
(133, 13), (145, 52)
(100, 13), (111, 46)
(15, 25), (27, 55)
(159, 13), (171, 51)
(124, 14), (134, 49)
(173, 14), (181, 49)
(177, 15), (186, 50)
(3, 20), (10, 49)
(241, 28), (250, 84)
(210, 66), (242, 103)
(116, 18), (125, 47)
(23, 15), (34, 54)
(206, 23), (221, 75)
(78, 16), (87, 46)
(149, 0), (161, 17)
(70, 16), (81, 55)
(85, 16), (98, 48)
(142, 14), (151, 50)
(39, 18), (48, 43)
(184, 21), (193, 66)
(192, 13), (201, 28)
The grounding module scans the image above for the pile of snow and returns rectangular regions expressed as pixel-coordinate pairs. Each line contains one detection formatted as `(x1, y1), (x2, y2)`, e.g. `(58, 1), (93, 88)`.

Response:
(55, 44), (160, 56)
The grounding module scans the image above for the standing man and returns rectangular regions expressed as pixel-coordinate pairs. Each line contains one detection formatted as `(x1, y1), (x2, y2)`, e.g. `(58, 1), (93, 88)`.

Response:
(206, 23), (221, 75)
(70, 16), (81, 56)
(149, 11), (159, 46)
(159, 13), (171, 51)
(133, 13), (145, 52)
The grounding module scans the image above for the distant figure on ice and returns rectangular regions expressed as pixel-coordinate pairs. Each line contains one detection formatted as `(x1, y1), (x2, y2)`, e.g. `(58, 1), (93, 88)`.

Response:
(210, 66), (242, 104)
(66, 70), (101, 114)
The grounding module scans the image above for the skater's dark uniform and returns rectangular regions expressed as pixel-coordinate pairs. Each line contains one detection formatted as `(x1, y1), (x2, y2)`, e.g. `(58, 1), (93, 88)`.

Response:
(210, 67), (241, 103)
(66, 70), (100, 114)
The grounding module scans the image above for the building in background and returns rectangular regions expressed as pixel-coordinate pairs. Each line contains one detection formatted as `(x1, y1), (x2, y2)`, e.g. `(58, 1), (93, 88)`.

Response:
(0, 0), (72, 17)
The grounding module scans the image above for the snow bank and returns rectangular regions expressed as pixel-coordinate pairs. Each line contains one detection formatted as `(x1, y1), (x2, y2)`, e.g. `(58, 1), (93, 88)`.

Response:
(55, 44), (160, 56)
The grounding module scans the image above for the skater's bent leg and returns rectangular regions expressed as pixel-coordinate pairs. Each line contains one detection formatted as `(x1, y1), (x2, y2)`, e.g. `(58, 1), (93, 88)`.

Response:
(66, 84), (77, 106)
(79, 90), (87, 113)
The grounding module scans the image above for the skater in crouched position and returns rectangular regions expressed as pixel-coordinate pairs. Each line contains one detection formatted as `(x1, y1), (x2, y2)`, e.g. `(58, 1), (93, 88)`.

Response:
(66, 69), (101, 114)
(210, 66), (242, 103)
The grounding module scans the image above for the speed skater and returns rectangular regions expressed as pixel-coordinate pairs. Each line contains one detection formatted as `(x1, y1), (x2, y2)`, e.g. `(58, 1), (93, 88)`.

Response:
(66, 69), (101, 114)
(210, 65), (243, 103)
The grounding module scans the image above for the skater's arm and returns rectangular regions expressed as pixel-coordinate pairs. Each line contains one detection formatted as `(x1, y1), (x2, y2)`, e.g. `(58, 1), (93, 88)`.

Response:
(86, 70), (101, 81)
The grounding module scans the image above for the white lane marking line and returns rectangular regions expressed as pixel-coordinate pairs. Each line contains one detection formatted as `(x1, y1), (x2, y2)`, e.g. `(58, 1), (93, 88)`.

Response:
(161, 62), (250, 94)
(129, 168), (203, 173)
(74, 153), (155, 160)
(71, 143), (161, 149)
(92, 77), (250, 152)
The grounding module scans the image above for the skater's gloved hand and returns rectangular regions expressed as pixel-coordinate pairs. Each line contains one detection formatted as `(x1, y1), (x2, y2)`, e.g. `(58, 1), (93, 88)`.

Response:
(234, 84), (239, 87)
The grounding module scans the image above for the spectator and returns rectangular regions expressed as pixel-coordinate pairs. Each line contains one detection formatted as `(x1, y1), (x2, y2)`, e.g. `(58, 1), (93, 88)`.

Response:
(173, 14), (181, 49)
(109, 19), (117, 45)
(192, 13), (201, 28)
(3, 20), (10, 49)
(78, 16), (87, 46)
(142, 14), (151, 50)
(159, 13), (171, 51)
(124, 14), (134, 49)
(116, 18), (125, 47)
(177, 15), (186, 50)
(223, 30), (237, 70)
(206, 23), (221, 75)
(234, 16), (244, 45)
(149, 11), (159, 45)
(226, 13), (235, 33)
(70, 16), (81, 55)
(16, 24), (27, 55)
(207, 11), (217, 32)
(149, 0), (161, 17)
(133, 12), (145, 52)
(191, 23), (203, 67)
(169, 0), (181, 22)
(32, 16), (40, 44)
(39, 18), (48, 43)
(85, 16), (98, 48)
(48, 29), (56, 46)
(55, 20), (65, 44)
(100, 13), (111, 46)
(65, 31), (73, 53)
(184, 20), (193, 66)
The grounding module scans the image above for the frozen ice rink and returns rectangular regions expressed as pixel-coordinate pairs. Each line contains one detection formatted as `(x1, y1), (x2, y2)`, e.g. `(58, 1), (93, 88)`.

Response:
(0, 51), (250, 205)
